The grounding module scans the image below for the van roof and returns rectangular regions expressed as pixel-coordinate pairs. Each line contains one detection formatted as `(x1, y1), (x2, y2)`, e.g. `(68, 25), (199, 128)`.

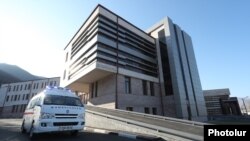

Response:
(42, 86), (78, 97)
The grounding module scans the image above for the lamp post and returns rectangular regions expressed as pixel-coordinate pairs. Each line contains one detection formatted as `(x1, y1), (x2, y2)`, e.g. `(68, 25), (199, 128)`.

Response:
(242, 96), (249, 115)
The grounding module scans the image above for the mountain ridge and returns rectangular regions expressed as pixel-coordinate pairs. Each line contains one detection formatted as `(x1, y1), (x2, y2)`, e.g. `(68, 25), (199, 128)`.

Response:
(0, 63), (45, 85)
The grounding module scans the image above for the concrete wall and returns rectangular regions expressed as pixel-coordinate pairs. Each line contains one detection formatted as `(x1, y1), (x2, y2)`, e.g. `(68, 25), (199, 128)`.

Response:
(117, 75), (162, 115)
(1, 106), (23, 118)
(88, 74), (116, 109)
(147, 18), (207, 121)
(162, 95), (177, 117)
(87, 74), (163, 115)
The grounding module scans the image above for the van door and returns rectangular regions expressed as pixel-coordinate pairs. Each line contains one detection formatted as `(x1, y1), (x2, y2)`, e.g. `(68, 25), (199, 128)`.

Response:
(24, 99), (36, 130)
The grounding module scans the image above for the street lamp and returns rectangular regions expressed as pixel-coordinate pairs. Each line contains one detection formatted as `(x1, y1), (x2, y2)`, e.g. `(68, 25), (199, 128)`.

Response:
(242, 96), (249, 115)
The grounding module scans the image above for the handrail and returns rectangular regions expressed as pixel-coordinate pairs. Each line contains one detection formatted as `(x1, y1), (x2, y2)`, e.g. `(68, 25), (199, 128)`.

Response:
(86, 105), (207, 127)
(86, 109), (203, 141)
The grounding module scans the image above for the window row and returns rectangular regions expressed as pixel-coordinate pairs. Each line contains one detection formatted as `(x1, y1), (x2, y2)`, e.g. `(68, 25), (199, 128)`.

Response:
(11, 104), (27, 113)
(125, 76), (155, 96)
(89, 76), (156, 98)
(6, 93), (37, 102)
(7, 81), (58, 92)
(126, 107), (158, 115)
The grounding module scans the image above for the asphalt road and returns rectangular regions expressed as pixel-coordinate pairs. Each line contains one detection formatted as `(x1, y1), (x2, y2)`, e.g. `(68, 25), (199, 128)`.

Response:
(0, 119), (142, 141)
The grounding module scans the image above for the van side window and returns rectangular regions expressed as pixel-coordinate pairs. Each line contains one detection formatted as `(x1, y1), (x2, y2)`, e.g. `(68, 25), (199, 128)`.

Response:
(35, 97), (41, 106)
(26, 100), (35, 109)
(26, 97), (40, 109)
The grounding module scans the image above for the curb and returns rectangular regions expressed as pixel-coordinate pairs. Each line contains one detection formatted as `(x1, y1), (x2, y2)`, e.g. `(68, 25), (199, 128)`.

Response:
(84, 127), (163, 141)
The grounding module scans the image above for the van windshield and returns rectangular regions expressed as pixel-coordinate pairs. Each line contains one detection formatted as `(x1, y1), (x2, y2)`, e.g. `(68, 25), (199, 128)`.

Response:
(43, 95), (83, 107)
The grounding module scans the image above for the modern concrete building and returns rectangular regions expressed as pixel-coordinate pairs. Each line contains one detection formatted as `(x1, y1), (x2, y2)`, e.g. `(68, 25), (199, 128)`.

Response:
(0, 77), (60, 118)
(238, 97), (250, 115)
(203, 88), (241, 116)
(61, 4), (207, 121)
(147, 18), (207, 121)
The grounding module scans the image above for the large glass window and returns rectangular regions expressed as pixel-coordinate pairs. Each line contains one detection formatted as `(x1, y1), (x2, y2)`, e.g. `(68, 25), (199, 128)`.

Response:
(91, 83), (94, 98)
(6, 96), (9, 102)
(144, 107), (150, 114)
(152, 107), (157, 115)
(125, 76), (131, 94)
(43, 95), (83, 107)
(142, 80), (147, 95)
(95, 82), (98, 97)
(150, 82), (155, 96)
(126, 107), (133, 111)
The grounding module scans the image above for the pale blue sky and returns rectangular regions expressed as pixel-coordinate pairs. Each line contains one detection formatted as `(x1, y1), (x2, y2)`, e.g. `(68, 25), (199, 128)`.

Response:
(0, 0), (249, 98)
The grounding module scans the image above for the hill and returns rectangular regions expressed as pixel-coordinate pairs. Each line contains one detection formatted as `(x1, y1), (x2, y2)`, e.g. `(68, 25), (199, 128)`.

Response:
(0, 63), (45, 85)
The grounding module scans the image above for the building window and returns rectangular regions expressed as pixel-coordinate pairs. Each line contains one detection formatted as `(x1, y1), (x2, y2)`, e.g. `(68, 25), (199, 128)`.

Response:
(8, 86), (11, 92)
(143, 80), (147, 95)
(144, 107), (150, 114)
(33, 83), (36, 89)
(65, 52), (68, 62)
(20, 85), (23, 91)
(14, 95), (17, 101)
(26, 94), (29, 100)
(16, 85), (19, 91)
(28, 84), (31, 90)
(63, 70), (66, 80)
(11, 95), (13, 101)
(20, 105), (24, 112)
(91, 83), (94, 98)
(49, 81), (53, 86)
(152, 107), (157, 115)
(36, 83), (39, 89)
(22, 94), (25, 100)
(25, 84), (27, 90)
(95, 82), (98, 97)
(41, 82), (44, 88)
(126, 107), (133, 111)
(150, 82), (154, 96)
(12, 105), (16, 113)
(15, 105), (19, 113)
(6, 96), (9, 102)
(18, 95), (20, 101)
(54, 81), (57, 86)
(125, 76), (131, 94)
(13, 86), (16, 91)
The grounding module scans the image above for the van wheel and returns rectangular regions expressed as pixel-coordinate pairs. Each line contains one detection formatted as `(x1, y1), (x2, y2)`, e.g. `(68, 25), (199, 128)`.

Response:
(21, 120), (26, 133)
(29, 124), (36, 139)
(70, 130), (78, 136)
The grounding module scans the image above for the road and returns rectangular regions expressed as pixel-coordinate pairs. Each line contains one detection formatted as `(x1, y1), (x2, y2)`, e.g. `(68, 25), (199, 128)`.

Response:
(0, 119), (141, 141)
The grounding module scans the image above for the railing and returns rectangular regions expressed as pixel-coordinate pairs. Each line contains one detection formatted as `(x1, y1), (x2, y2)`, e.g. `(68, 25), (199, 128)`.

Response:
(96, 106), (206, 126)
(86, 106), (205, 141)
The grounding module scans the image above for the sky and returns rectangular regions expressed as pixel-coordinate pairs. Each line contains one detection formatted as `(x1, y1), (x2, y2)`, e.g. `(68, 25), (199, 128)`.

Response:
(0, 0), (249, 98)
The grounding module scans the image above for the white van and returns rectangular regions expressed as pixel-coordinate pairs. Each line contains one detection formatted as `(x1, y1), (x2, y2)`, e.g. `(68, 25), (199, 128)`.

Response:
(21, 86), (85, 139)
